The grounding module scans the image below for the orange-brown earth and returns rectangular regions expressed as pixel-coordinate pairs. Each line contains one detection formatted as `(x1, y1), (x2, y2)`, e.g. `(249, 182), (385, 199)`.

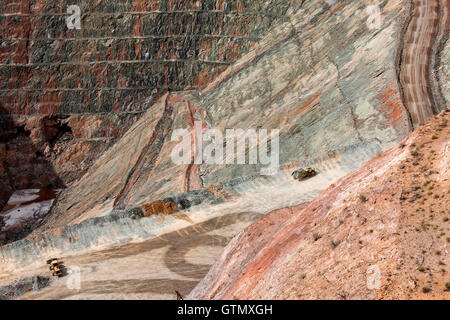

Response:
(142, 200), (179, 217)
(189, 110), (450, 300)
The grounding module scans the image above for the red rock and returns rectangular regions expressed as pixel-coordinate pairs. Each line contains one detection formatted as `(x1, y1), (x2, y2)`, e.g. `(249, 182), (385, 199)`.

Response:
(188, 111), (450, 300)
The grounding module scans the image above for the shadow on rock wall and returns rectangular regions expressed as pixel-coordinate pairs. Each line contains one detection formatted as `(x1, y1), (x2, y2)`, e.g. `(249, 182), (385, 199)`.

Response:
(0, 105), (65, 244)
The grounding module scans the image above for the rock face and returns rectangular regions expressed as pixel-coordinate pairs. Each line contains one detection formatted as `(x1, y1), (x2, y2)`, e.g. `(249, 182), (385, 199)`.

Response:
(433, 0), (450, 110)
(438, 33), (450, 106)
(0, 106), (64, 210)
(188, 111), (450, 300)
(0, 0), (447, 300)
(38, 0), (422, 230)
(0, 0), (293, 193)
(0, 189), (59, 246)
(0, 275), (49, 300)
(2, 0), (446, 219)
(398, 0), (447, 128)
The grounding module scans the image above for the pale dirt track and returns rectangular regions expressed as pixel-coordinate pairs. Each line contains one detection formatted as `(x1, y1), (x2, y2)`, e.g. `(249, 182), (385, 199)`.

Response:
(1, 148), (379, 299)
(13, 212), (258, 300)
(399, 0), (444, 128)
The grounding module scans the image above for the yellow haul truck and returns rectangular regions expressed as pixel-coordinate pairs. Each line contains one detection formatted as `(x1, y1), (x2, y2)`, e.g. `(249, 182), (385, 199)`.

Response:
(46, 258), (65, 278)
(292, 168), (318, 181)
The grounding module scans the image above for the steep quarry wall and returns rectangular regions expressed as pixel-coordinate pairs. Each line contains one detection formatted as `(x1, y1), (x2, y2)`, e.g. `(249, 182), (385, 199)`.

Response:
(2, 1), (446, 221)
(440, 38), (450, 104)
(0, 107), (63, 210)
(398, 0), (448, 128)
(434, 1), (450, 108)
(43, 0), (418, 230)
(0, 0), (293, 202)
(0, 0), (447, 300)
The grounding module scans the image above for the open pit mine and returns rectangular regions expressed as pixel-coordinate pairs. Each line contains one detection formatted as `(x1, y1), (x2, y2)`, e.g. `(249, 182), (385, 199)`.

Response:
(0, 0), (448, 301)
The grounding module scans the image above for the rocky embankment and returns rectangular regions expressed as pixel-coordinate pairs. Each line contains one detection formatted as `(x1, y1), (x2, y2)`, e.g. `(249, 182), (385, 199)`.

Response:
(188, 111), (450, 300)
(0, 189), (59, 246)
(0, 0), (447, 300)
(38, 0), (421, 230)
(0, 275), (49, 300)
(0, 139), (380, 263)
(398, 0), (448, 128)
(0, 0), (293, 202)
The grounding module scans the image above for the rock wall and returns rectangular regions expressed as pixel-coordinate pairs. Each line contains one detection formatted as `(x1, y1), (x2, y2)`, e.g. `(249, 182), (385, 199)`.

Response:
(0, 275), (49, 300)
(398, 0), (447, 128)
(0, 0), (293, 192)
(0, 106), (63, 210)
(437, 35), (450, 107)
(431, 0), (449, 111)
(0, 0), (448, 300)
(38, 0), (416, 230)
